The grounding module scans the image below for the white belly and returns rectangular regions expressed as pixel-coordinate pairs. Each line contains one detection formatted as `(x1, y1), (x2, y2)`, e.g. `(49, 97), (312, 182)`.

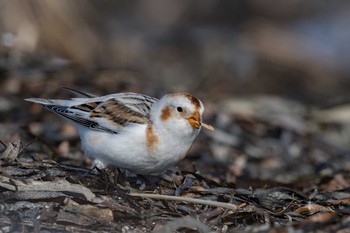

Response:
(77, 124), (195, 175)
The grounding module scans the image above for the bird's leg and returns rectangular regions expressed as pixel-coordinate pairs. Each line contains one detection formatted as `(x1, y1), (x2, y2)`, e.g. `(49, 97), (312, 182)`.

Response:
(81, 165), (98, 178)
(114, 168), (130, 196)
(96, 167), (112, 191)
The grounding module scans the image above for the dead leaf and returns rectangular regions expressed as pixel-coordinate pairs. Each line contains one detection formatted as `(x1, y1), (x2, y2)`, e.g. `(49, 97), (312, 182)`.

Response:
(0, 140), (21, 161)
(295, 203), (333, 215)
(304, 212), (337, 223)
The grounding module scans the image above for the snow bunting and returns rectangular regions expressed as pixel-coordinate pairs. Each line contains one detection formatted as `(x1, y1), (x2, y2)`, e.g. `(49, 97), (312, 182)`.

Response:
(25, 88), (213, 175)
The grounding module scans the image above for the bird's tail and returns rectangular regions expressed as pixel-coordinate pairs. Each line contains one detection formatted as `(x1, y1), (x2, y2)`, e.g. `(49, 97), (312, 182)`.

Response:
(25, 98), (83, 107)
(25, 98), (55, 105)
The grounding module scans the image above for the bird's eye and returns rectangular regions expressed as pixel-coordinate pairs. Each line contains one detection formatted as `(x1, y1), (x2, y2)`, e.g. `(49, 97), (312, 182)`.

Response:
(176, 107), (183, 112)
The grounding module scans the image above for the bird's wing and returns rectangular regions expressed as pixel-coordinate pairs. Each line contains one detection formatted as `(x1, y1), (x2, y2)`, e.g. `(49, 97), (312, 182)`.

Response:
(26, 92), (158, 134)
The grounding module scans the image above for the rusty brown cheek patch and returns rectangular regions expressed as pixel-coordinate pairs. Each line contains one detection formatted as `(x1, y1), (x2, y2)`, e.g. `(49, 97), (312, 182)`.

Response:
(146, 124), (159, 151)
(160, 106), (172, 121)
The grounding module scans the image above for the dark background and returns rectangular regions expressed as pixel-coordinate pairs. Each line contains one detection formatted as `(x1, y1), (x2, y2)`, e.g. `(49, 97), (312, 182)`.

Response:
(1, 0), (350, 104)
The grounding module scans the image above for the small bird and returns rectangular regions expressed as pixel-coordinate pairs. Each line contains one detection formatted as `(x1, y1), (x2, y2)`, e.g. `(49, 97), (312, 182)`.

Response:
(25, 88), (214, 175)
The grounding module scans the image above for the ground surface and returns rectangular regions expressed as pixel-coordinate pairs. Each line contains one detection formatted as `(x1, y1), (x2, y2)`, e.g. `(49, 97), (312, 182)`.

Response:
(1, 1), (350, 232)
(1, 78), (350, 232)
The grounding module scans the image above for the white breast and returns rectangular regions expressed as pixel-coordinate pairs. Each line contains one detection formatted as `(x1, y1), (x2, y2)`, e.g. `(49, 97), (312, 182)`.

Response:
(77, 124), (197, 175)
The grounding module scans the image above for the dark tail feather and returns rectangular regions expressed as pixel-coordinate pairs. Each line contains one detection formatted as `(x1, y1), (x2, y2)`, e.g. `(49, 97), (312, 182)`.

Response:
(61, 86), (96, 98)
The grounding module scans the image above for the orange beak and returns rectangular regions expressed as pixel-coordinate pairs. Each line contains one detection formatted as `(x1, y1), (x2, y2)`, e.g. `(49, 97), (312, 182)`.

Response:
(187, 111), (214, 131)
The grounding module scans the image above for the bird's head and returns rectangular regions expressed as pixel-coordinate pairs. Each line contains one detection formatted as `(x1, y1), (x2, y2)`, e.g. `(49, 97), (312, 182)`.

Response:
(151, 93), (213, 137)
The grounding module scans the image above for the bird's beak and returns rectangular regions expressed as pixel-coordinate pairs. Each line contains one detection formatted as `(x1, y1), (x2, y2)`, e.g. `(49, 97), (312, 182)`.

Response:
(187, 112), (214, 131)
(187, 112), (201, 129)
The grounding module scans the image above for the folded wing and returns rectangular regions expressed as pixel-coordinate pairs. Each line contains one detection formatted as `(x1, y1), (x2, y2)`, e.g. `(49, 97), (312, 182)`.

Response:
(25, 92), (158, 134)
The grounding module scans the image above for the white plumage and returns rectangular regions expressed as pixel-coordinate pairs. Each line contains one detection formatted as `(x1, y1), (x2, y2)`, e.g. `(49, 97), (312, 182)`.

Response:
(26, 88), (213, 175)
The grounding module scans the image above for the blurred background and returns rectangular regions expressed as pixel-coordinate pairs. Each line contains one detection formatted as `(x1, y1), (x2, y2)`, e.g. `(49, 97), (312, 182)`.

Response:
(1, 0), (350, 102)
(1, 0), (350, 184)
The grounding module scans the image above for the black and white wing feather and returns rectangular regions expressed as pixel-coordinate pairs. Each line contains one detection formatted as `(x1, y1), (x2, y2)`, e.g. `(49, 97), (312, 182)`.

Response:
(25, 91), (158, 134)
